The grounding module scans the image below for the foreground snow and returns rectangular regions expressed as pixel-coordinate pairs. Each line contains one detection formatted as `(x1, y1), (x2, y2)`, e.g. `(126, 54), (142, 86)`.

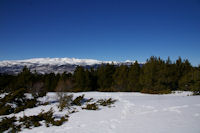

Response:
(4, 91), (200, 133)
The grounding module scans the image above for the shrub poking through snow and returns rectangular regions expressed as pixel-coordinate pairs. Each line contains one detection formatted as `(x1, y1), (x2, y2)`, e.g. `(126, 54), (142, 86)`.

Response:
(0, 108), (69, 132)
(0, 92), (117, 132)
(25, 108), (69, 127)
(52, 115), (69, 126)
(0, 104), (14, 116)
(19, 108), (55, 128)
(0, 88), (44, 115)
(82, 103), (99, 110)
(0, 116), (19, 132)
(81, 97), (117, 110)
(72, 94), (85, 106)
(192, 88), (200, 95)
(85, 98), (93, 103)
(57, 93), (73, 111)
(97, 98), (117, 106)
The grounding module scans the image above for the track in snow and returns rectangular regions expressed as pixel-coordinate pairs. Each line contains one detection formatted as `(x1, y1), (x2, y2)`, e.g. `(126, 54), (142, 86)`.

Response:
(15, 92), (200, 133)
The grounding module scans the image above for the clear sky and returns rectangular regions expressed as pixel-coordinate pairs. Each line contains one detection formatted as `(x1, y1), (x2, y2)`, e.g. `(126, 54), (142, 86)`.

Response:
(0, 0), (200, 66)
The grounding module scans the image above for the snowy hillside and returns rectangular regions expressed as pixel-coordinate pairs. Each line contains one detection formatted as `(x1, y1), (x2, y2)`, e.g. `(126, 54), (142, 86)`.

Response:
(0, 58), (114, 66)
(3, 91), (200, 133)
(0, 58), (136, 74)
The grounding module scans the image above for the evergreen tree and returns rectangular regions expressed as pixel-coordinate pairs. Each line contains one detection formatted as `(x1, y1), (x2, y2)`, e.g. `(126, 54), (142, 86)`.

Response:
(140, 56), (158, 93)
(112, 65), (129, 91)
(73, 66), (86, 91)
(97, 63), (116, 91)
(127, 61), (141, 92)
(16, 66), (33, 89)
(44, 73), (58, 92)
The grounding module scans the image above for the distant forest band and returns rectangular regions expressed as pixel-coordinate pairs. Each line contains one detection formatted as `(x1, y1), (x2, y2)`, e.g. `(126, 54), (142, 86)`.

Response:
(0, 56), (199, 95)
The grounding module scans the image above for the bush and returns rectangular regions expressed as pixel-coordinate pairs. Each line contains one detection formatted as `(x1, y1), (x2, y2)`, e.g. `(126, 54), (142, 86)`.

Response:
(52, 115), (69, 126)
(19, 110), (51, 129)
(0, 104), (14, 115)
(18, 108), (69, 130)
(57, 93), (73, 111)
(140, 89), (171, 94)
(85, 98), (93, 103)
(0, 116), (18, 132)
(72, 95), (85, 106)
(82, 103), (99, 110)
(193, 88), (200, 95)
(14, 98), (38, 113)
(97, 98), (116, 106)
(0, 88), (39, 115)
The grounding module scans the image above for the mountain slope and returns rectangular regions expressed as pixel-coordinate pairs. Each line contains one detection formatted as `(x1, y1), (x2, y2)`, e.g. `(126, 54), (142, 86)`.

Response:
(0, 58), (135, 74)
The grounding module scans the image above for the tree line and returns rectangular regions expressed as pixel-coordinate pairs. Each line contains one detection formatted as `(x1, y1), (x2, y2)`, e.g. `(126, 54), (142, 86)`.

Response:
(0, 56), (199, 94)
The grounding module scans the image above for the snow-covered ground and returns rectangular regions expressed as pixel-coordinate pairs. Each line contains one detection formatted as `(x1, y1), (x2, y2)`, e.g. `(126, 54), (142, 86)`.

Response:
(3, 91), (200, 133)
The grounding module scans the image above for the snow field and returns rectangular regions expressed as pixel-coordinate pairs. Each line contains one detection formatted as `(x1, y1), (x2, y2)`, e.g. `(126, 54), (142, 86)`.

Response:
(2, 91), (199, 133)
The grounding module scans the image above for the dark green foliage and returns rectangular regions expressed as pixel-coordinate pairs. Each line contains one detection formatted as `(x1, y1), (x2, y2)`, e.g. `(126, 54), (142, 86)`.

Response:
(67, 95), (118, 110)
(97, 98), (117, 106)
(85, 98), (93, 103)
(14, 98), (38, 113)
(0, 57), (200, 95)
(57, 93), (73, 111)
(140, 57), (177, 94)
(0, 88), (26, 115)
(0, 74), (16, 92)
(128, 61), (141, 92)
(52, 115), (69, 126)
(0, 108), (69, 132)
(97, 64), (116, 91)
(140, 57), (167, 94)
(178, 66), (200, 95)
(73, 66), (87, 91)
(0, 88), (39, 115)
(193, 89), (200, 95)
(82, 98), (116, 110)
(112, 65), (129, 91)
(82, 103), (99, 110)
(15, 66), (33, 89)
(19, 108), (54, 128)
(0, 104), (14, 115)
(73, 66), (95, 92)
(72, 95), (84, 106)
(18, 108), (68, 130)
(0, 116), (18, 132)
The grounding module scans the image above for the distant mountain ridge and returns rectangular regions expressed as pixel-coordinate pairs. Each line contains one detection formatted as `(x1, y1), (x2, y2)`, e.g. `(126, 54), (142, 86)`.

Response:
(0, 57), (137, 74)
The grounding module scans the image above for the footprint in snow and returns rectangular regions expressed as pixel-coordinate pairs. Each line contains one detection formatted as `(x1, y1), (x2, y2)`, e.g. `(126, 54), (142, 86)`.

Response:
(78, 124), (86, 128)
(194, 113), (200, 117)
(110, 119), (121, 123)
(163, 105), (189, 114)
(100, 120), (108, 124)
(194, 104), (200, 107)
(110, 124), (116, 129)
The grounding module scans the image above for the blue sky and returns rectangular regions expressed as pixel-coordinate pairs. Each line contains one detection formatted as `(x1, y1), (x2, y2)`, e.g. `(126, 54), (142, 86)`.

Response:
(0, 0), (200, 66)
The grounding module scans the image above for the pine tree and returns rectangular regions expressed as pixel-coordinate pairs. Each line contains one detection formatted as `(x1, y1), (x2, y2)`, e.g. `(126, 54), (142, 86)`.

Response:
(128, 61), (141, 92)
(16, 66), (33, 89)
(73, 66), (86, 91)
(97, 63), (116, 91)
(112, 65), (129, 91)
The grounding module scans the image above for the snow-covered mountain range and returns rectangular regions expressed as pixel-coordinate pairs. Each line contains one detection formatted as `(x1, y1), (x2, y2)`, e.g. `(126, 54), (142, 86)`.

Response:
(0, 58), (136, 74)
